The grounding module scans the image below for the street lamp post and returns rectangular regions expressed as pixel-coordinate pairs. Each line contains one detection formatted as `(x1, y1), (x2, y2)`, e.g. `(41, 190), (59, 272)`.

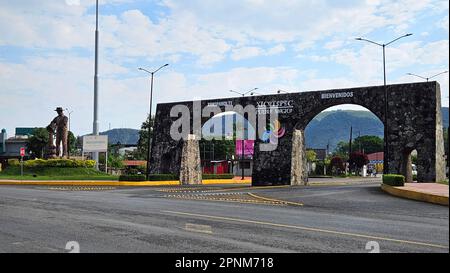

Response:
(92, 0), (100, 169)
(65, 108), (74, 132)
(355, 33), (413, 174)
(407, 71), (448, 82)
(139, 64), (169, 181)
(229, 88), (258, 180)
(65, 108), (74, 158)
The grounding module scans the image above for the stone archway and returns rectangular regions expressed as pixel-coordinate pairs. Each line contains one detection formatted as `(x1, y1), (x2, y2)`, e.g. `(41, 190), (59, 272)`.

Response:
(150, 82), (445, 185)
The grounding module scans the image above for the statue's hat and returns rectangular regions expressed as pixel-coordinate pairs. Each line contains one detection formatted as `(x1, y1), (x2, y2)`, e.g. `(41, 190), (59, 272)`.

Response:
(55, 107), (64, 112)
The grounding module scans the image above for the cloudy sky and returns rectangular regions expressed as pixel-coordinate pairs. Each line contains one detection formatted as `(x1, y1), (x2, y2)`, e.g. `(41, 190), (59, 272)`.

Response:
(0, 0), (448, 136)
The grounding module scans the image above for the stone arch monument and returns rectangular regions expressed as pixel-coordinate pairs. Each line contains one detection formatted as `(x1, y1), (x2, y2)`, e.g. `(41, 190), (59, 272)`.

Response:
(149, 82), (445, 185)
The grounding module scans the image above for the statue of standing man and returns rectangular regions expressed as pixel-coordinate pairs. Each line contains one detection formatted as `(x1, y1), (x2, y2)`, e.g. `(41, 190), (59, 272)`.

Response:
(49, 107), (69, 158)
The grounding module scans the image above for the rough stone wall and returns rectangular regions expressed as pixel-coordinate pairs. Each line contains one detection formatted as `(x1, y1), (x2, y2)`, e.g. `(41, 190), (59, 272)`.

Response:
(179, 134), (202, 185)
(290, 129), (308, 185)
(386, 82), (443, 182)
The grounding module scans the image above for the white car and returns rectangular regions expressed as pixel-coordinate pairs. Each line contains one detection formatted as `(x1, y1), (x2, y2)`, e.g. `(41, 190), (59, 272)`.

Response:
(412, 164), (417, 176)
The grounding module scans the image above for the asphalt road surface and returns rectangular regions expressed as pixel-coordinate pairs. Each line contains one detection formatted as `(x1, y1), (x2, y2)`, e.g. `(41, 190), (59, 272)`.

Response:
(0, 179), (448, 253)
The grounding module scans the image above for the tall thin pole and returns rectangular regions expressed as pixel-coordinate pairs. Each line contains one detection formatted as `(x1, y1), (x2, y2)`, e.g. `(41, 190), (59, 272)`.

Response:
(349, 126), (353, 156)
(382, 45), (386, 86)
(383, 45), (389, 174)
(355, 34), (413, 174)
(93, 0), (100, 168)
(146, 73), (154, 180)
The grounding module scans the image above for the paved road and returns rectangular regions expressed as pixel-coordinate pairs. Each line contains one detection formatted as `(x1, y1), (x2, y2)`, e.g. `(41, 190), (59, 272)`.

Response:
(0, 180), (448, 253)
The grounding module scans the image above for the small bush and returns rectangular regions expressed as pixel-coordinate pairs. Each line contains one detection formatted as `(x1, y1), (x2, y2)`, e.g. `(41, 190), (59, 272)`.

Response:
(119, 174), (146, 181)
(412, 174), (417, 181)
(383, 174), (405, 186)
(22, 159), (96, 168)
(8, 159), (20, 166)
(202, 174), (235, 180)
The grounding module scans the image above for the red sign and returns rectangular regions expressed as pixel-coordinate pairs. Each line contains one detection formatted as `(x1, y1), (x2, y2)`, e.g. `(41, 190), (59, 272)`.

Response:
(20, 147), (25, 157)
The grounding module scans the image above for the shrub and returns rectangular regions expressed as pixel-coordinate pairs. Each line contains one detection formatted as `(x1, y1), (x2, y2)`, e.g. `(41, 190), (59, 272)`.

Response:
(118, 174), (146, 181)
(202, 174), (235, 180)
(147, 174), (178, 181)
(22, 159), (96, 168)
(383, 174), (405, 186)
(8, 159), (20, 166)
(412, 174), (417, 181)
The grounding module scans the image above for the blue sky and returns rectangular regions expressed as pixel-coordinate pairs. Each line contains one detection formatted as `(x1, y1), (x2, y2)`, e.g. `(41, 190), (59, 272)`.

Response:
(0, 0), (448, 136)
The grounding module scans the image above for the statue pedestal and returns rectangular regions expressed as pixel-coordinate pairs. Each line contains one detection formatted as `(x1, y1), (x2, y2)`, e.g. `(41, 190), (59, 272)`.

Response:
(45, 144), (57, 159)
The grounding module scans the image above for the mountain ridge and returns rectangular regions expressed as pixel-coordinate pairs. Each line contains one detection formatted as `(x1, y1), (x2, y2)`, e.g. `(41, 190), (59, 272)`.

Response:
(91, 107), (448, 151)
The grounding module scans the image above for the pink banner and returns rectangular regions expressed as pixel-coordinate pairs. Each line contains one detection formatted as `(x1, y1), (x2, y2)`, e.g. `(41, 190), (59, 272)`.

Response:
(235, 140), (254, 156)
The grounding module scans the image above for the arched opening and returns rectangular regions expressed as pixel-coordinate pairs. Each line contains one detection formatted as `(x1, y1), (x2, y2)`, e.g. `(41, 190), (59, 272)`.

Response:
(303, 104), (384, 178)
(402, 149), (418, 182)
(201, 111), (255, 177)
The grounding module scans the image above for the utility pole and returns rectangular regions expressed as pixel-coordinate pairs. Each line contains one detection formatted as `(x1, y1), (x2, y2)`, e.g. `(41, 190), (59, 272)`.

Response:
(356, 33), (413, 174)
(349, 126), (353, 156)
(92, 0), (100, 169)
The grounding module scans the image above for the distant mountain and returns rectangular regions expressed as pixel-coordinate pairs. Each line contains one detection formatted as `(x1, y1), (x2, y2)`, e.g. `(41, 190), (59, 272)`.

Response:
(86, 107), (448, 150)
(442, 107), (448, 128)
(305, 107), (449, 152)
(99, 128), (140, 145)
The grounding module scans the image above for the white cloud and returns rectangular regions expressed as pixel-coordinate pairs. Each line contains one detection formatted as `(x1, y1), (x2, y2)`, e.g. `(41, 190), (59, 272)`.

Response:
(324, 40), (345, 50)
(266, 44), (286, 55)
(231, 45), (285, 60)
(437, 16), (449, 33)
(231, 47), (263, 61)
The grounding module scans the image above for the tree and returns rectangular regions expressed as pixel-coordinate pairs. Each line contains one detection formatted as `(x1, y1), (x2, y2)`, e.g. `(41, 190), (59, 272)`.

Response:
(334, 141), (349, 160)
(27, 128), (48, 158)
(348, 151), (369, 175)
(199, 139), (235, 161)
(68, 131), (77, 154)
(333, 135), (383, 159)
(306, 150), (317, 162)
(330, 156), (345, 175)
(353, 135), (383, 154)
(136, 115), (155, 160)
(108, 153), (124, 169)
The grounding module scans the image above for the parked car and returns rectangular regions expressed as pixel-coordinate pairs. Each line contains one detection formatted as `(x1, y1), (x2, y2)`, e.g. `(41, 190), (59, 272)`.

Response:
(412, 164), (417, 176)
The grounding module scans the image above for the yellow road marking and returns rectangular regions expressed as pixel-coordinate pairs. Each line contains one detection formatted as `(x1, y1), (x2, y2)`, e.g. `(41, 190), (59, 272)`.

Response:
(163, 210), (449, 250)
(248, 193), (304, 206)
(210, 185), (291, 192)
(166, 195), (286, 206)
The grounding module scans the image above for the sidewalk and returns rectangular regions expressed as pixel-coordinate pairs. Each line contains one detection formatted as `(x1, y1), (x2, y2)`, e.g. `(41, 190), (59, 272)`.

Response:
(381, 183), (449, 206)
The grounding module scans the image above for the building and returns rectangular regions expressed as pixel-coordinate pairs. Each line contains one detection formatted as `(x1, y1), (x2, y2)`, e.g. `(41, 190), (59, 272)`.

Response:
(367, 152), (384, 173)
(0, 128), (34, 166)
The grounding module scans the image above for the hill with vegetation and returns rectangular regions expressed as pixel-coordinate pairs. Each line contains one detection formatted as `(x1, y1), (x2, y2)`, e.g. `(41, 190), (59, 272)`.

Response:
(305, 107), (448, 152)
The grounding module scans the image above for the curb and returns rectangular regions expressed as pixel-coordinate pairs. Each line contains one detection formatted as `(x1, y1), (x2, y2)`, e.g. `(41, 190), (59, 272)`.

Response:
(0, 179), (251, 187)
(381, 184), (449, 206)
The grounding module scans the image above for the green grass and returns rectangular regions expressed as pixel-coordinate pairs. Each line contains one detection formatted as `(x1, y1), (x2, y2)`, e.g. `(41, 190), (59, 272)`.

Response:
(0, 166), (118, 181)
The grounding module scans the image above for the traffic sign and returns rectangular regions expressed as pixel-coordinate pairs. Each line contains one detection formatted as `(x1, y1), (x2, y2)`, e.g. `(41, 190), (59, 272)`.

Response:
(20, 147), (25, 157)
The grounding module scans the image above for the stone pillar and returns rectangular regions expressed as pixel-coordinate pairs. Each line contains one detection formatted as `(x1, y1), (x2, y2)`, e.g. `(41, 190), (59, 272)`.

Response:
(290, 129), (308, 185)
(434, 84), (446, 182)
(179, 134), (202, 185)
(401, 151), (413, 183)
